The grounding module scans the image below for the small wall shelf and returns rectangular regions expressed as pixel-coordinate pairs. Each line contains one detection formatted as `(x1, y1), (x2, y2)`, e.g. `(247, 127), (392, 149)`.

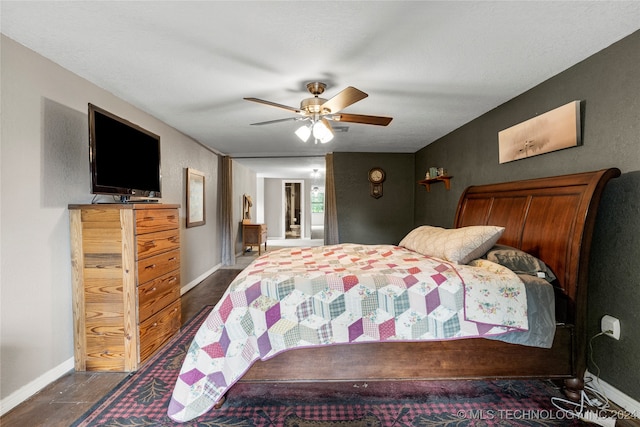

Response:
(418, 176), (453, 192)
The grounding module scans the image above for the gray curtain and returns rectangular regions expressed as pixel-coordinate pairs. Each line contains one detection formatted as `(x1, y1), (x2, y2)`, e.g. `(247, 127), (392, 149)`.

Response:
(220, 156), (235, 265)
(324, 153), (339, 245)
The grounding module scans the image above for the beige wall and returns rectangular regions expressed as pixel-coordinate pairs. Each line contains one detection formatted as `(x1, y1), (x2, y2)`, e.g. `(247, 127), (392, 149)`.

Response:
(232, 160), (257, 254)
(0, 35), (221, 409)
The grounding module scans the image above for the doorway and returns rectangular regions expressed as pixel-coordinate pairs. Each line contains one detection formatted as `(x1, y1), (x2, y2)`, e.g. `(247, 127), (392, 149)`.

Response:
(284, 180), (303, 239)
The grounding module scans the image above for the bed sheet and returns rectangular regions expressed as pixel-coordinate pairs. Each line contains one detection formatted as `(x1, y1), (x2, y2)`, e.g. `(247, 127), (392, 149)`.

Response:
(488, 273), (556, 348)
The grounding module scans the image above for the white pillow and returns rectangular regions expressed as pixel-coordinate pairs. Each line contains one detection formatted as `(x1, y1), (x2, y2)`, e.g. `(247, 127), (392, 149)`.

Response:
(399, 225), (505, 264)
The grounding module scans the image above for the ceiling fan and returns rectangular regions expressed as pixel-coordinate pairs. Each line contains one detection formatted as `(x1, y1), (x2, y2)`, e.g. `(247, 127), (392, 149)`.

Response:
(244, 82), (392, 143)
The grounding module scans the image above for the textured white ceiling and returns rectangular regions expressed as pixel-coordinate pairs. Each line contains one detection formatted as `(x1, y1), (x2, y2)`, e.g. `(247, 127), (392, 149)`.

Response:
(2, 1), (639, 176)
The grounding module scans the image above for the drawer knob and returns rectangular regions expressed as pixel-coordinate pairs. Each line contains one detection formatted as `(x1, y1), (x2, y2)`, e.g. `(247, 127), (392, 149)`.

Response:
(145, 264), (156, 270)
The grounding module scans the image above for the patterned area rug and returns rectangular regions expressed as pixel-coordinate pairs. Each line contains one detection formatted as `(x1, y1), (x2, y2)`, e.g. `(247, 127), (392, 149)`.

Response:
(72, 306), (591, 427)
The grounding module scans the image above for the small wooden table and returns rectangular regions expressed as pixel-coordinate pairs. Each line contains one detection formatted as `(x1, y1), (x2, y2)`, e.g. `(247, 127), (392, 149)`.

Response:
(242, 223), (267, 255)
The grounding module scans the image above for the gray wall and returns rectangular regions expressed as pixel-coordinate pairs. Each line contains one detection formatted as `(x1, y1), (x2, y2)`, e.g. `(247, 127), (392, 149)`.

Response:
(334, 152), (415, 245)
(413, 31), (640, 401)
(1, 35), (221, 405)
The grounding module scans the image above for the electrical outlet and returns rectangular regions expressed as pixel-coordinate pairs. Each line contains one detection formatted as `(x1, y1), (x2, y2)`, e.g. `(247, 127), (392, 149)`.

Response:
(601, 315), (620, 340)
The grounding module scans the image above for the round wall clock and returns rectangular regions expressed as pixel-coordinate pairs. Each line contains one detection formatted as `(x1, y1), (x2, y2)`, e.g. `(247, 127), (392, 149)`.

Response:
(368, 167), (385, 184)
(368, 167), (385, 198)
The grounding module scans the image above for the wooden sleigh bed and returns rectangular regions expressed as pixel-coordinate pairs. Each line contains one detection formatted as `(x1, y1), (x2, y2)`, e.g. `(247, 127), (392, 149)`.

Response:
(232, 168), (620, 400)
(168, 168), (620, 421)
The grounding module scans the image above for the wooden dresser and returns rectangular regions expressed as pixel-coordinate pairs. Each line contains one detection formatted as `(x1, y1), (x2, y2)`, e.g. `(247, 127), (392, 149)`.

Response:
(69, 203), (181, 371)
(242, 223), (267, 255)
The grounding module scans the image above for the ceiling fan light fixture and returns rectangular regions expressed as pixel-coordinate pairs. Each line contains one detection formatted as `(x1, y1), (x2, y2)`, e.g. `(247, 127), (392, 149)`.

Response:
(295, 125), (311, 142)
(312, 120), (334, 143)
(245, 82), (391, 144)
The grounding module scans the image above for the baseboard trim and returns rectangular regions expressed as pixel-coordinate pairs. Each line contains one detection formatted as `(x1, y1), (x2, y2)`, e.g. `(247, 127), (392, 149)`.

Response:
(585, 370), (640, 416)
(180, 263), (221, 296)
(0, 357), (75, 416)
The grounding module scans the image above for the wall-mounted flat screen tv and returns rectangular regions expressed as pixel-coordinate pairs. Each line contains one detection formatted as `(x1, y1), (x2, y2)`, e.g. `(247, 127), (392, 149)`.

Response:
(88, 103), (161, 202)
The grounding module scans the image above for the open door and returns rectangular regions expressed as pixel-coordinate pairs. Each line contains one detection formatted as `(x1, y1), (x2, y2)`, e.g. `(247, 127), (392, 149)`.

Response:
(283, 180), (304, 239)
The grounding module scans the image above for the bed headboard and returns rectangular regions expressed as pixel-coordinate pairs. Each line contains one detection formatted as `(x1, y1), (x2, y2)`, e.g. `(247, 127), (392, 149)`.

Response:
(454, 168), (620, 321)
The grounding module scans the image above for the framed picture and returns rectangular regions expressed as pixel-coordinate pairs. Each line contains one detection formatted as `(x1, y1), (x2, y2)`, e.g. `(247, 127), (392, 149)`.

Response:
(498, 100), (581, 164)
(186, 168), (205, 228)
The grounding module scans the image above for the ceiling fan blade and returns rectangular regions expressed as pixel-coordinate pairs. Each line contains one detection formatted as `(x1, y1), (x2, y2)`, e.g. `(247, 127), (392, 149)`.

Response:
(244, 97), (301, 113)
(320, 117), (335, 134)
(250, 117), (301, 126)
(321, 86), (368, 113)
(334, 113), (393, 126)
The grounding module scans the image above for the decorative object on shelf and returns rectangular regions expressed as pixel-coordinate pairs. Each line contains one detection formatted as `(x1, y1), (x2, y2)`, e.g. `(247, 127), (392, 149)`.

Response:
(418, 175), (453, 192)
(426, 167), (448, 180)
(498, 100), (581, 164)
(186, 168), (205, 227)
(368, 167), (386, 199)
(242, 194), (253, 224)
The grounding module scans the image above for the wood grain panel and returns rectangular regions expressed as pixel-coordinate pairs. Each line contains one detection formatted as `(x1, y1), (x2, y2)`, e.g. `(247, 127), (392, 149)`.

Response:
(83, 318), (125, 336)
(138, 271), (180, 321)
(84, 304), (125, 319)
(137, 249), (180, 284)
(139, 299), (181, 362)
(242, 326), (573, 382)
(455, 198), (492, 227)
(522, 194), (580, 291)
(78, 208), (121, 224)
(120, 209), (138, 372)
(82, 281), (125, 305)
(135, 208), (179, 235)
(485, 196), (529, 247)
(136, 229), (179, 260)
(69, 209), (87, 371)
(84, 358), (129, 372)
(84, 335), (125, 362)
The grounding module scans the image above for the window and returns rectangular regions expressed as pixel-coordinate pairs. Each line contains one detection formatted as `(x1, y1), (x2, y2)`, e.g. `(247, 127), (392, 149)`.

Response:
(311, 191), (324, 213)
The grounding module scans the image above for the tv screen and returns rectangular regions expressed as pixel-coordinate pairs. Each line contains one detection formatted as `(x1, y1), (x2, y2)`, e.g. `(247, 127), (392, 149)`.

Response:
(88, 104), (161, 201)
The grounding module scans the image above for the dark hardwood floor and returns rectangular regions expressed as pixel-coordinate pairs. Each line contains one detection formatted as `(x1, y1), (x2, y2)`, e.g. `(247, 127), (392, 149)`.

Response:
(0, 269), (242, 427)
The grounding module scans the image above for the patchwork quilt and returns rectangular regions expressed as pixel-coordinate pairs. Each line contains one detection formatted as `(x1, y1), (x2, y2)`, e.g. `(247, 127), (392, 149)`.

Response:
(168, 244), (528, 422)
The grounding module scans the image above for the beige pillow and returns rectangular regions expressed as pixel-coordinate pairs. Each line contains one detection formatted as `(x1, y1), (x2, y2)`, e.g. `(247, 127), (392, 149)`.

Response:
(399, 225), (505, 264)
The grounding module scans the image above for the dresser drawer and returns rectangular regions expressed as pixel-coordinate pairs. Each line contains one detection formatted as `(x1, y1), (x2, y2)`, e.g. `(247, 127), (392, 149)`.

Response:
(138, 271), (180, 322)
(136, 229), (180, 260)
(139, 299), (181, 363)
(137, 249), (180, 284)
(135, 208), (179, 235)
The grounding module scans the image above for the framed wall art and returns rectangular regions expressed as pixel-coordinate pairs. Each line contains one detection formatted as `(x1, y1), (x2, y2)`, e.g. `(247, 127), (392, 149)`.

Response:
(186, 168), (205, 228)
(498, 100), (581, 164)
